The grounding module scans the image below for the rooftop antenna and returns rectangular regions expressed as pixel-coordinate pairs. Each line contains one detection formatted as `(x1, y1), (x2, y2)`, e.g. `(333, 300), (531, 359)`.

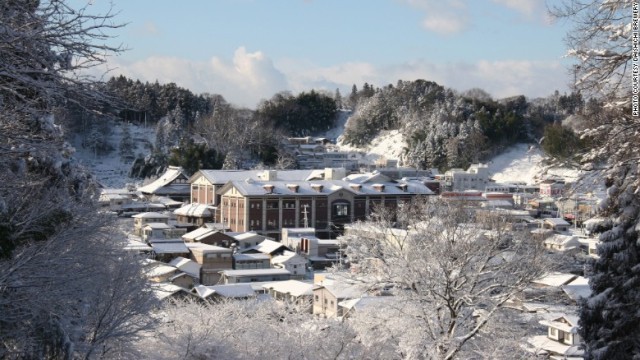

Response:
(302, 204), (309, 228)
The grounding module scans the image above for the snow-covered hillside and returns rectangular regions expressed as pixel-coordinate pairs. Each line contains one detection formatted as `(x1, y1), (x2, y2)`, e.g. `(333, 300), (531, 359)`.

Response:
(71, 120), (155, 188)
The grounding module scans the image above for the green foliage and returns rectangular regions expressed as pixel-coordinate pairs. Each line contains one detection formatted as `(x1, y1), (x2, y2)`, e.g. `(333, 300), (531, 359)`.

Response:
(257, 90), (337, 136)
(541, 123), (586, 159)
(168, 138), (224, 175)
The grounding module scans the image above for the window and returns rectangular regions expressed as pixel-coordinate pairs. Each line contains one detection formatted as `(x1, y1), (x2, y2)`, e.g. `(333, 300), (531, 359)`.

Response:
(549, 328), (557, 337)
(333, 203), (349, 217)
(315, 295), (319, 302)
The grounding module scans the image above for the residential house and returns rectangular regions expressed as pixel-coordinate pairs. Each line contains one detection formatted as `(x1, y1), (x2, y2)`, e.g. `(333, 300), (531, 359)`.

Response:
(544, 218), (571, 232)
(148, 239), (190, 262)
(312, 281), (363, 318)
(233, 253), (271, 269)
(262, 280), (314, 311)
(192, 284), (256, 302)
(544, 234), (582, 252)
(132, 212), (170, 236)
(271, 251), (307, 279)
(182, 227), (236, 247)
(142, 223), (186, 242)
(186, 242), (233, 285)
(174, 203), (216, 226)
(220, 268), (291, 284)
(138, 166), (191, 202)
(232, 232), (274, 250)
(561, 276), (591, 303)
(528, 315), (584, 359)
(240, 239), (292, 257)
(168, 257), (201, 288)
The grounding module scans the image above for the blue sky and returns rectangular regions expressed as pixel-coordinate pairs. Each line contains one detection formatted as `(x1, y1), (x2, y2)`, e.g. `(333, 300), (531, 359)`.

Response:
(78, 0), (574, 107)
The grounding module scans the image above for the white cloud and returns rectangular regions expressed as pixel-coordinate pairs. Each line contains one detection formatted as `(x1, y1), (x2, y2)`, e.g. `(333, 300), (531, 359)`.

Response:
(491, 0), (549, 22)
(100, 47), (288, 107)
(400, 0), (469, 34)
(93, 47), (568, 108)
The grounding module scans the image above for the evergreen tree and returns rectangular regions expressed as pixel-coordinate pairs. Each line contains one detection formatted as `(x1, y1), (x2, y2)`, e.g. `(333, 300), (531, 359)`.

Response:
(119, 121), (135, 160)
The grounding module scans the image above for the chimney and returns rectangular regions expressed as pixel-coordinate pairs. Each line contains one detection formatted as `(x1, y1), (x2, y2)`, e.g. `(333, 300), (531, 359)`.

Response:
(262, 170), (277, 181)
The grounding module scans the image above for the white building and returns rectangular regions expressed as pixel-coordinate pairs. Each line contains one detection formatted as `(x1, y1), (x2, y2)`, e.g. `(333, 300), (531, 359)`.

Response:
(442, 164), (491, 191)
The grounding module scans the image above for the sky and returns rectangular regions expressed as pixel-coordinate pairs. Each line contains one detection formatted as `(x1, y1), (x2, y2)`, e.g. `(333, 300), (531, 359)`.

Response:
(76, 0), (575, 108)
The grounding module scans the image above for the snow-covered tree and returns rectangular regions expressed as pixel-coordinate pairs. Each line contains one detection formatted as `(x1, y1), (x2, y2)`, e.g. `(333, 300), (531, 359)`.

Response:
(0, 0), (155, 357)
(551, 1), (639, 358)
(119, 121), (136, 160)
(339, 200), (549, 359)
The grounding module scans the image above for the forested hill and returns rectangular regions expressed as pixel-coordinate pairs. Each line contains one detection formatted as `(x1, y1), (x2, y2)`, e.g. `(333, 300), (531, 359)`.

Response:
(341, 80), (585, 170)
(70, 75), (588, 177)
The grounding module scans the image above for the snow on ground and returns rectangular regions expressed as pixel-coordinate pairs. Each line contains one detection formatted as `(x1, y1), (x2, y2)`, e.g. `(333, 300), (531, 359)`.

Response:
(336, 130), (406, 166)
(72, 120), (155, 188)
(489, 144), (546, 184)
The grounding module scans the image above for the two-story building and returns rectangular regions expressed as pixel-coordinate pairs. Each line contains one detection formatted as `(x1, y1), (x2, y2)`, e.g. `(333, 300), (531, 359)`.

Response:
(217, 172), (432, 240)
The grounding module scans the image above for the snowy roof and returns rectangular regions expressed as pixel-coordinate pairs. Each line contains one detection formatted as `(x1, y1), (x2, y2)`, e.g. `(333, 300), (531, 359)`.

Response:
(205, 284), (256, 298)
(150, 283), (185, 300)
(527, 335), (582, 356)
(544, 218), (571, 226)
(151, 242), (189, 254)
(233, 232), (269, 242)
(124, 239), (153, 251)
(544, 234), (581, 247)
(193, 169), (321, 184)
(144, 263), (177, 278)
(222, 268), (291, 277)
(262, 280), (314, 297)
(338, 296), (394, 311)
(185, 242), (232, 253)
(219, 178), (433, 198)
(144, 222), (172, 229)
(182, 227), (215, 241)
(241, 239), (289, 255)
(132, 212), (169, 219)
(315, 282), (363, 299)
(138, 166), (189, 194)
(561, 276), (591, 301)
(168, 257), (201, 278)
(151, 196), (184, 206)
(271, 251), (306, 264)
(540, 315), (580, 333)
(174, 203), (215, 217)
(233, 253), (270, 261)
(533, 272), (577, 287)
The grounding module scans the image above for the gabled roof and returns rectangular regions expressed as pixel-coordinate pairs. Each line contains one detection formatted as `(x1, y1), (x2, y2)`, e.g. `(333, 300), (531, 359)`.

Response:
(190, 169), (322, 184)
(168, 257), (201, 278)
(314, 282), (363, 300)
(151, 242), (189, 254)
(193, 284), (256, 299)
(561, 276), (591, 301)
(174, 203), (215, 217)
(182, 227), (216, 241)
(138, 166), (189, 194)
(262, 280), (314, 297)
(544, 218), (571, 226)
(150, 283), (185, 300)
(271, 251), (306, 265)
(185, 242), (232, 253)
(540, 315), (580, 333)
(533, 272), (577, 287)
(132, 212), (169, 219)
(222, 268), (291, 277)
(241, 239), (290, 255)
